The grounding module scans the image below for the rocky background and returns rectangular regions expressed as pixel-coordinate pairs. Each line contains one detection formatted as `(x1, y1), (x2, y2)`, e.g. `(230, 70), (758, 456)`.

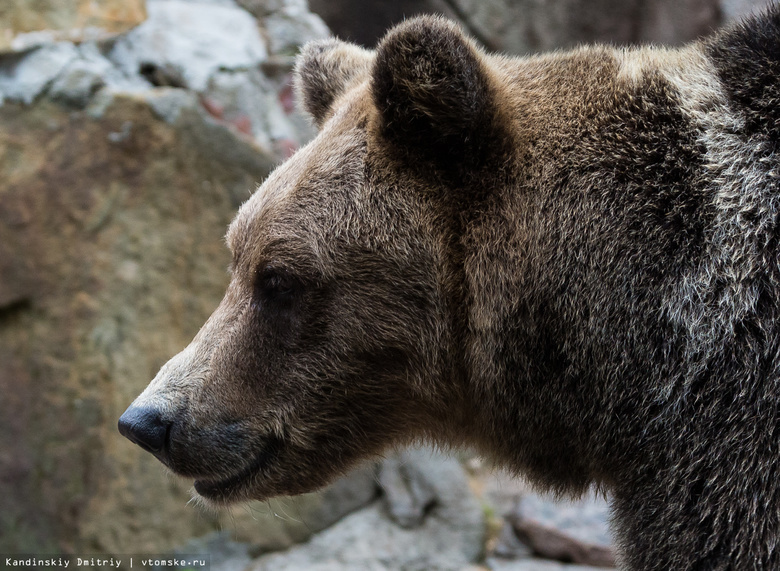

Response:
(0, 0), (771, 569)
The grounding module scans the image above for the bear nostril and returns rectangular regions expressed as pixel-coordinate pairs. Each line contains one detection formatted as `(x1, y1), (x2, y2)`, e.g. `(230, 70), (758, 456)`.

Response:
(118, 406), (171, 458)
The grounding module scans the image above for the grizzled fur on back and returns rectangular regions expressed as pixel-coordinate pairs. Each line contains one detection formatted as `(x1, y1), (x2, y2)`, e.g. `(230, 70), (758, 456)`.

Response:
(120, 8), (780, 570)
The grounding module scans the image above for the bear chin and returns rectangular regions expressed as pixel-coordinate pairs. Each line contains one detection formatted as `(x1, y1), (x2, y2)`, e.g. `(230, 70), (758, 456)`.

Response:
(190, 435), (283, 504)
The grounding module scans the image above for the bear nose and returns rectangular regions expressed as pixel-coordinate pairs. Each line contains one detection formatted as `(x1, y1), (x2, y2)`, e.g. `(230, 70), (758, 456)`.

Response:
(118, 406), (171, 459)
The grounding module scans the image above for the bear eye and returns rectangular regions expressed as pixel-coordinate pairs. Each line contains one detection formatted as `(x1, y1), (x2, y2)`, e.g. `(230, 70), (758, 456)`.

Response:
(256, 268), (298, 305)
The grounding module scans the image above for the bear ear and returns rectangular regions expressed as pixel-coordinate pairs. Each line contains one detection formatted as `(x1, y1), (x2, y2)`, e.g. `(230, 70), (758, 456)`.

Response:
(371, 16), (499, 172)
(294, 39), (374, 127)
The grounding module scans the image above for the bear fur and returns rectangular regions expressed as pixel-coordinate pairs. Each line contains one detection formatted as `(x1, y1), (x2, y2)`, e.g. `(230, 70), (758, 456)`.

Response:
(120, 8), (780, 569)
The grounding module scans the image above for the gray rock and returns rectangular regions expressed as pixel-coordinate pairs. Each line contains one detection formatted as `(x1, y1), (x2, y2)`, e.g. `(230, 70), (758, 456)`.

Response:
(176, 531), (253, 571)
(204, 66), (314, 158)
(508, 492), (616, 568)
(307, 0), (460, 49)
(109, 0), (268, 92)
(142, 87), (199, 124)
(202, 455), (378, 554)
(720, 0), (774, 20)
(492, 521), (533, 560)
(0, 92), (273, 553)
(248, 447), (485, 571)
(0, 42), (78, 104)
(261, 0), (330, 56)
(48, 60), (106, 107)
(237, 0), (286, 18)
(379, 449), (437, 528)
(248, 502), (473, 571)
(49, 42), (152, 108)
(487, 558), (615, 571)
(292, 461), (380, 534)
(309, 0), (724, 54)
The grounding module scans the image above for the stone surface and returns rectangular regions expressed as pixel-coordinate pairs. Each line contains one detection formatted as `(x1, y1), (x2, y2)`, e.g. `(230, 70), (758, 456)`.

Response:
(204, 67), (313, 154)
(0, 42), (78, 104)
(109, 0), (268, 92)
(247, 448), (485, 570)
(508, 492), (616, 568)
(309, 0), (768, 54)
(0, 39), (150, 107)
(0, 94), (275, 553)
(491, 521), (534, 560)
(0, 0), (146, 52)
(487, 558), (615, 571)
(262, 0), (330, 56)
(379, 448), (437, 528)
(720, 0), (774, 20)
(448, 0), (720, 53)
(223, 462), (379, 552)
(177, 532), (255, 571)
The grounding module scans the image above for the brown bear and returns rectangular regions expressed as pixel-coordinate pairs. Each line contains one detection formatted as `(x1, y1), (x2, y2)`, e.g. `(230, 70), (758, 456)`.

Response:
(120, 8), (780, 569)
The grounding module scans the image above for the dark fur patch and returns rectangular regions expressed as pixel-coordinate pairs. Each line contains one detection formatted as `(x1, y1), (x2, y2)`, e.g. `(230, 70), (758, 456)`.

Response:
(708, 5), (780, 138)
(371, 17), (504, 182)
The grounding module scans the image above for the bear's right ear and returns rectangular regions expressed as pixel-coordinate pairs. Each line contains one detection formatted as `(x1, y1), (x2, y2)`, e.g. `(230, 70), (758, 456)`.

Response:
(294, 39), (373, 127)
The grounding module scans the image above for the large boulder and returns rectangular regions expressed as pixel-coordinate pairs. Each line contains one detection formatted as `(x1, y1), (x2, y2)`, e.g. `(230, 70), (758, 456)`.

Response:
(0, 0), (146, 51)
(0, 93), (269, 553)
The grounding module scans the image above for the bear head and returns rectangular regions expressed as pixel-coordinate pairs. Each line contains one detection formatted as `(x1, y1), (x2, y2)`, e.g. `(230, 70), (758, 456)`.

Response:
(119, 16), (509, 505)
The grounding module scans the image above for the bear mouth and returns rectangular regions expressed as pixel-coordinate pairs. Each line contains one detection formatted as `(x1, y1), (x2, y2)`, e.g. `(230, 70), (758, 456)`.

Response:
(193, 436), (282, 502)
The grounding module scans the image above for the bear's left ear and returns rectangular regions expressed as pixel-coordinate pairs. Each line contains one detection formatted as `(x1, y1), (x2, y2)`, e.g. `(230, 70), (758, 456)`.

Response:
(371, 16), (500, 173)
(294, 39), (373, 127)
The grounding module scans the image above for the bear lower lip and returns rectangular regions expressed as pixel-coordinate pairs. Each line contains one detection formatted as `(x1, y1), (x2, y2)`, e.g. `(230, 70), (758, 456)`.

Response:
(193, 437), (281, 501)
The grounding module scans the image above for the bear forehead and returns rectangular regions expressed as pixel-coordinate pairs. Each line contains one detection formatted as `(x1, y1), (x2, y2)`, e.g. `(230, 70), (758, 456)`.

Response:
(226, 90), (370, 272)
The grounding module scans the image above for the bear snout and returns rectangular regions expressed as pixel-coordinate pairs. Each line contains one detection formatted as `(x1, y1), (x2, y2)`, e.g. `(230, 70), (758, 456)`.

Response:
(118, 405), (172, 463)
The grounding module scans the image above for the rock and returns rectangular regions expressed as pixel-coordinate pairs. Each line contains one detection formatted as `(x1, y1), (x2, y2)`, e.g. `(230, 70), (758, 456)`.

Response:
(204, 67), (313, 153)
(0, 0), (146, 52)
(247, 502), (471, 571)
(378, 449), (437, 528)
(48, 42), (136, 108)
(308, 0), (742, 54)
(176, 532), (254, 571)
(236, 0), (287, 19)
(634, 0), (723, 45)
(0, 86), (371, 549)
(449, 0), (720, 53)
(261, 0), (330, 56)
(48, 59), (106, 108)
(0, 42), (78, 104)
(109, 0), (268, 92)
(302, 462), (380, 533)
(720, 0), (774, 20)
(0, 39), (151, 107)
(141, 87), (200, 125)
(248, 447), (485, 570)
(0, 94), (277, 553)
(486, 558), (616, 571)
(491, 521), (533, 560)
(508, 492), (616, 568)
(223, 461), (379, 552)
